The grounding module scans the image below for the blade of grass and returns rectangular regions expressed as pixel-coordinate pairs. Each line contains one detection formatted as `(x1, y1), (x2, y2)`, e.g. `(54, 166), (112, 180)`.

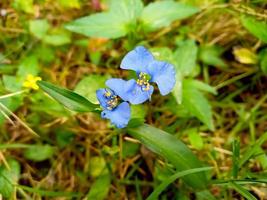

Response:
(0, 144), (33, 149)
(229, 181), (257, 200)
(0, 90), (26, 100)
(0, 103), (39, 137)
(146, 167), (212, 200)
(18, 185), (81, 198)
(239, 132), (267, 168)
(128, 124), (209, 189)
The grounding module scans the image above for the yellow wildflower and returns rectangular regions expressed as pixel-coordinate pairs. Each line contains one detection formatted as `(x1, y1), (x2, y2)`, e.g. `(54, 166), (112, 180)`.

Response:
(23, 74), (42, 90)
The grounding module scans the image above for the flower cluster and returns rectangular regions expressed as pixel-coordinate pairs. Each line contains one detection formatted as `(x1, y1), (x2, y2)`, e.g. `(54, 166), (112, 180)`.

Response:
(96, 46), (176, 128)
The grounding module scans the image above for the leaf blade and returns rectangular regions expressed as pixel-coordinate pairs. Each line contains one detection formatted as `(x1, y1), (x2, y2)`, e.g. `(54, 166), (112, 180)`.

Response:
(141, 1), (199, 31)
(128, 124), (209, 189)
(38, 81), (98, 112)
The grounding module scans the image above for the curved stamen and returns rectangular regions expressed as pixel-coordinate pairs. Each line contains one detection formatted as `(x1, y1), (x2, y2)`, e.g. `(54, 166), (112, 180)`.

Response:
(137, 72), (151, 91)
(104, 89), (119, 110)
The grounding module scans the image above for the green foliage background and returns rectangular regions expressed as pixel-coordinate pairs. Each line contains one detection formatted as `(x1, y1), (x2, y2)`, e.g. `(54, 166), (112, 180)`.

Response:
(0, 0), (267, 199)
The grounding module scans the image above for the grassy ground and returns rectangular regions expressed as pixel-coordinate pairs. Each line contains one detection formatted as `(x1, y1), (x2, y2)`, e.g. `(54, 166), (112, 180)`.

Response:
(1, 0), (267, 199)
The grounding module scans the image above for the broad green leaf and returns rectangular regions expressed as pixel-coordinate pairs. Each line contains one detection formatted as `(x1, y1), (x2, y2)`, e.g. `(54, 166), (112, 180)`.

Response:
(2, 75), (22, 92)
(43, 29), (71, 46)
(87, 174), (111, 200)
(182, 80), (214, 130)
(241, 15), (267, 43)
(17, 55), (39, 79)
(229, 182), (257, 200)
(110, 0), (144, 22)
(13, 0), (34, 14)
(24, 145), (55, 161)
(128, 124), (209, 189)
(146, 167), (212, 200)
(38, 81), (98, 112)
(174, 40), (198, 76)
(74, 75), (109, 104)
(184, 79), (217, 95)
(188, 129), (204, 150)
(199, 45), (226, 68)
(141, 1), (199, 31)
(65, 12), (128, 39)
(29, 19), (50, 39)
(65, 0), (143, 38)
(0, 159), (21, 198)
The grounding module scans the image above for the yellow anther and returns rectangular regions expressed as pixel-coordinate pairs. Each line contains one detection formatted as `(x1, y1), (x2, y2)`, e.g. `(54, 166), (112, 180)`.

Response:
(104, 91), (112, 97)
(23, 74), (42, 90)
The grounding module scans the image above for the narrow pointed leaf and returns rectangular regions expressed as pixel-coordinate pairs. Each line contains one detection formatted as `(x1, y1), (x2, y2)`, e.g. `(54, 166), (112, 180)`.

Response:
(128, 124), (209, 189)
(229, 182), (257, 200)
(146, 167), (212, 200)
(38, 81), (98, 112)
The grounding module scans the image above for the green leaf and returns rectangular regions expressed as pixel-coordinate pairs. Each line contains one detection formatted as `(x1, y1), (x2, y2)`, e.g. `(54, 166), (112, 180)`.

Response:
(38, 81), (98, 112)
(241, 15), (267, 43)
(259, 48), (267, 74)
(2, 75), (22, 92)
(18, 185), (81, 198)
(146, 167), (212, 200)
(229, 182), (257, 200)
(17, 54), (39, 78)
(128, 124), (209, 189)
(13, 0), (34, 14)
(29, 19), (50, 39)
(65, 0), (144, 38)
(141, 1), (199, 31)
(87, 174), (111, 200)
(65, 12), (128, 39)
(0, 159), (21, 198)
(43, 29), (71, 46)
(199, 45), (226, 68)
(89, 157), (108, 177)
(172, 71), (183, 104)
(184, 79), (217, 95)
(239, 132), (267, 168)
(110, 0), (144, 22)
(174, 40), (198, 76)
(182, 80), (214, 130)
(188, 129), (204, 150)
(24, 145), (55, 161)
(74, 75), (109, 104)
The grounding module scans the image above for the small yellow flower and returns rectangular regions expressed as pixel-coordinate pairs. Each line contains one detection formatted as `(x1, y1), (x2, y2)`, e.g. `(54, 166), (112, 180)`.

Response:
(23, 74), (42, 90)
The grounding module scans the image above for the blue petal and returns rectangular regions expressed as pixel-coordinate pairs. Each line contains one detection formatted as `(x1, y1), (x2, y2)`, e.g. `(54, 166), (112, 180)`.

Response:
(120, 46), (154, 73)
(124, 79), (154, 104)
(96, 89), (109, 108)
(147, 61), (176, 95)
(101, 102), (131, 128)
(106, 78), (128, 101)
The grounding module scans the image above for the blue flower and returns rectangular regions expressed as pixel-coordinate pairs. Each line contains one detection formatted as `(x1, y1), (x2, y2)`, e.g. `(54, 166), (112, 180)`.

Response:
(96, 88), (131, 128)
(106, 46), (176, 104)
